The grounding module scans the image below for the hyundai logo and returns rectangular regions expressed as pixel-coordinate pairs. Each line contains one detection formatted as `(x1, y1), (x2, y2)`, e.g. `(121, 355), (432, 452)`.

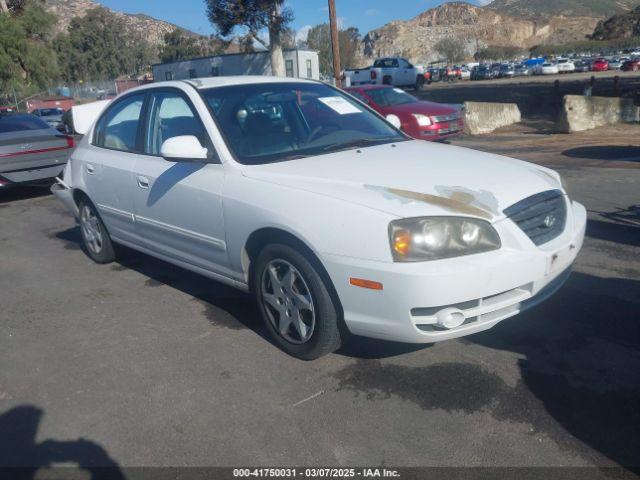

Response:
(543, 214), (557, 228)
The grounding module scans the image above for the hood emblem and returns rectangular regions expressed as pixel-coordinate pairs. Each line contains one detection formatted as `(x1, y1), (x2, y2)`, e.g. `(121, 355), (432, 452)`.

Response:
(543, 214), (557, 228)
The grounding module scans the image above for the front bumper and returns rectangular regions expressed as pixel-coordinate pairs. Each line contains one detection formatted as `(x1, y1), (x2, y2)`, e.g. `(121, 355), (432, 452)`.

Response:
(322, 199), (587, 344)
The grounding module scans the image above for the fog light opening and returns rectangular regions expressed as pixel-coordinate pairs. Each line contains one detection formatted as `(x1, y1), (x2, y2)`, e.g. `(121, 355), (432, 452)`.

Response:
(435, 308), (466, 329)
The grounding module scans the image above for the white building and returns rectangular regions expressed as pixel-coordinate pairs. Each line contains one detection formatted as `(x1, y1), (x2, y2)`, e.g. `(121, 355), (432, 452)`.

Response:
(152, 49), (320, 82)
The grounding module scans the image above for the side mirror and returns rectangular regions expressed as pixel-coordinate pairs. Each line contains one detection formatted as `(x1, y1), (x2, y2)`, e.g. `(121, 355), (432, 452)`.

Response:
(160, 135), (209, 162)
(385, 114), (402, 129)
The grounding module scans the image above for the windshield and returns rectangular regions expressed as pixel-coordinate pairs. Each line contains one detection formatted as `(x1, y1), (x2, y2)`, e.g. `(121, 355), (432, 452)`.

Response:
(201, 82), (406, 165)
(367, 88), (416, 107)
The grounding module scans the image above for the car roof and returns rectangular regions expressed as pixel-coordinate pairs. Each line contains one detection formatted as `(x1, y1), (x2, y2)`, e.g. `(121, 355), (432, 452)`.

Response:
(122, 76), (319, 96)
(184, 76), (318, 89)
(345, 84), (395, 91)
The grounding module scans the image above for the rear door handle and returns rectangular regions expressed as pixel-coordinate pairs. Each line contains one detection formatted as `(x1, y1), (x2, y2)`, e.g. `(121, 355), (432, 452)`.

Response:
(137, 176), (150, 189)
(86, 164), (95, 174)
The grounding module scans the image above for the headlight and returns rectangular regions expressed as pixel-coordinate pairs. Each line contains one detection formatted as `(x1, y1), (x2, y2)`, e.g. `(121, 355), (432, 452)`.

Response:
(412, 114), (432, 126)
(389, 217), (501, 262)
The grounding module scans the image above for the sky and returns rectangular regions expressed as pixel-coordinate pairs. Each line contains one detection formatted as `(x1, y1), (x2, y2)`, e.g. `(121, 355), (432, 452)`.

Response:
(99, 0), (490, 39)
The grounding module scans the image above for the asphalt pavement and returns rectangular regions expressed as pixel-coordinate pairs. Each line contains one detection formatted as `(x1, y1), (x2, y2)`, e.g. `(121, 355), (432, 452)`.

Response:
(0, 123), (638, 473)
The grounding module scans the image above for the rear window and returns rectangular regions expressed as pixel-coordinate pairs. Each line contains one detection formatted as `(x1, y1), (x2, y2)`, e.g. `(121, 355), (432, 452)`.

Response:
(373, 58), (399, 68)
(0, 114), (50, 134)
(38, 108), (64, 116)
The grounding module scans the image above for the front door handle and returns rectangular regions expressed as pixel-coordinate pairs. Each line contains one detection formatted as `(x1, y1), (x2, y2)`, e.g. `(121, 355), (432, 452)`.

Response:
(137, 176), (150, 189)
(86, 164), (95, 174)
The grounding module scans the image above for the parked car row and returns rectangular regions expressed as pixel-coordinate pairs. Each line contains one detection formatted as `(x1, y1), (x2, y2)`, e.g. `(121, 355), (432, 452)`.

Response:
(467, 56), (640, 81)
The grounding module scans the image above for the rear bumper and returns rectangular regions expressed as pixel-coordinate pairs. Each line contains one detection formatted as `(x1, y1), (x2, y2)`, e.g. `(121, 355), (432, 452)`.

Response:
(0, 163), (65, 184)
(51, 181), (79, 218)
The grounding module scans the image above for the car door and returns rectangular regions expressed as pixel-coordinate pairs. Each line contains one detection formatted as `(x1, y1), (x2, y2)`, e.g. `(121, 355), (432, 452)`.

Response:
(398, 59), (413, 86)
(132, 88), (230, 277)
(84, 93), (146, 245)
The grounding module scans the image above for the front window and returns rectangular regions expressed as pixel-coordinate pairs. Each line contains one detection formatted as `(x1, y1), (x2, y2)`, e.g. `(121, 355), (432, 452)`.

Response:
(367, 88), (416, 107)
(201, 82), (405, 165)
(145, 92), (209, 156)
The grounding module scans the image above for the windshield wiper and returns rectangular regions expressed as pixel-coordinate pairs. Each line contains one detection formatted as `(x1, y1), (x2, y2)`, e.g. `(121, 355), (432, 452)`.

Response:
(321, 137), (400, 153)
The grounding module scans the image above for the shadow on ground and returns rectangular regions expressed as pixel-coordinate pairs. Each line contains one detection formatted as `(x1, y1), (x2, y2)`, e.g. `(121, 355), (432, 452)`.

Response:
(0, 405), (125, 479)
(54, 226), (433, 360)
(0, 186), (50, 205)
(332, 272), (640, 469)
(563, 146), (640, 162)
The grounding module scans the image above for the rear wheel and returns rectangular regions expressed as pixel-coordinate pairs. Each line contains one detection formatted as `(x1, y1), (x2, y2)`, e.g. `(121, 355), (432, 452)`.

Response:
(78, 199), (116, 264)
(254, 243), (342, 360)
(415, 76), (425, 91)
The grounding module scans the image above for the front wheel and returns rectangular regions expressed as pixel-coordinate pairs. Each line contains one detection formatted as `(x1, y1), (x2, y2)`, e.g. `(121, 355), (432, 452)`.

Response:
(78, 199), (116, 264)
(254, 244), (343, 360)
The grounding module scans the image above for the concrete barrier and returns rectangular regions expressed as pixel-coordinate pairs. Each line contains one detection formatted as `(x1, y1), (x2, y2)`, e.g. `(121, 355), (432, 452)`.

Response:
(463, 102), (522, 135)
(556, 95), (640, 133)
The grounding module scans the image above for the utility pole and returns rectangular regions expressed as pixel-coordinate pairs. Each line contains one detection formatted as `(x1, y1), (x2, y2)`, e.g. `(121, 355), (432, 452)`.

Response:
(328, 0), (342, 88)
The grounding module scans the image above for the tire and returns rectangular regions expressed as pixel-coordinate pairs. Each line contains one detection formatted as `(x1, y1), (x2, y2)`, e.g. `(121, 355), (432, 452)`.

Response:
(415, 76), (425, 91)
(254, 243), (342, 360)
(78, 199), (116, 264)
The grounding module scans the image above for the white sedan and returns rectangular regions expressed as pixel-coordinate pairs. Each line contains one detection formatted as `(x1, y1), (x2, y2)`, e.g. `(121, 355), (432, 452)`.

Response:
(540, 63), (560, 75)
(52, 77), (586, 359)
(556, 59), (576, 73)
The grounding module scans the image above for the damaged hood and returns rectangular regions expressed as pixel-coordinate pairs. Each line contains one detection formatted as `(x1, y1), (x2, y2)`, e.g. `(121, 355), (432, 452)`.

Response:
(241, 140), (562, 222)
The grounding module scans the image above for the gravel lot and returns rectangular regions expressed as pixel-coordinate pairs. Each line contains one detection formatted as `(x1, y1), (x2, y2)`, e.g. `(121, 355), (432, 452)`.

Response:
(0, 111), (639, 473)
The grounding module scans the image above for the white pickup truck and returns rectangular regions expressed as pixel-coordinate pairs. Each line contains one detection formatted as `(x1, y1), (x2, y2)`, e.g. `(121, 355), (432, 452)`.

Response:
(344, 57), (425, 90)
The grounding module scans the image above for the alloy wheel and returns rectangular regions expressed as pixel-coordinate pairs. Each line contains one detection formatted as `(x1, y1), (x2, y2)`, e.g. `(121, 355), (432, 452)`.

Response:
(261, 259), (315, 344)
(80, 205), (103, 255)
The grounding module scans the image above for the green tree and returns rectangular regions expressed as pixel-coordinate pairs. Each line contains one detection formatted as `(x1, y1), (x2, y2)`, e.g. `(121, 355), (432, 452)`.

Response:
(306, 24), (361, 76)
(434, 37), (467, 64)
(204, 0), (293, 76)
(159, 28), (225, 63)
(474, 45), (524, 61)
(54, 7), (154, 83)
(0, 0), (58, 100)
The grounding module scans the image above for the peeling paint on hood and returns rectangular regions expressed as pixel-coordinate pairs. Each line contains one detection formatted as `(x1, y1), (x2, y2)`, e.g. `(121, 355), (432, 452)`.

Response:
(364, 185), (497, 220)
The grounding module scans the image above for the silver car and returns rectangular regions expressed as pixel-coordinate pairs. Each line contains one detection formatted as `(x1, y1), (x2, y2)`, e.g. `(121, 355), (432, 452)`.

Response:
(0, 113), (74, 187)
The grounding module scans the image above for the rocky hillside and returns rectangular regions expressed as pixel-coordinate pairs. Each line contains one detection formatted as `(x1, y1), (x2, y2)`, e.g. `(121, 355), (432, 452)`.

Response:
(45, 0), (192, 47)
(487, 0), (640, 22)
(591, 6), (640, 40)
(359, 2), (599, 66)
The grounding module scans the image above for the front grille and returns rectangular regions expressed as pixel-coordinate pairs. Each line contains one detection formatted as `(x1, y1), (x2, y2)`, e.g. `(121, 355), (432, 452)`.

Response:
(504, 190), (567, 246)
(432, 112), (459, 123)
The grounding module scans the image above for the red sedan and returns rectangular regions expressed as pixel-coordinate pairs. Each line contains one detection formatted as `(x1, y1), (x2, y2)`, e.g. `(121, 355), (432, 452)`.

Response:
(591, 58), (609, 72)
(344, 85), (463, 141)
